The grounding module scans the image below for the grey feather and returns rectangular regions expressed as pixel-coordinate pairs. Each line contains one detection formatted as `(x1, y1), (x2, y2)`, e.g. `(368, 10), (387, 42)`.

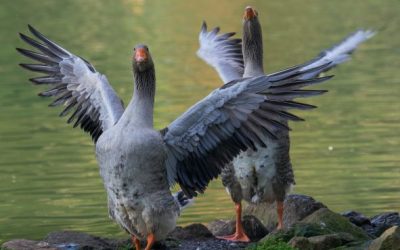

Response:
(197, 21), (244, 83)
(17, 25), (125, 142)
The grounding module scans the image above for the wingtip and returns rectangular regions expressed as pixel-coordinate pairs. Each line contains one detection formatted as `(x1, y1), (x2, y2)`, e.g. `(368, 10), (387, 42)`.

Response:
(29, 78), (37, 84)
(200, 21), (208, 34)
(27, 24), (36, 34)
(18, 63), (28, 69)
(18, 32), (26, 39)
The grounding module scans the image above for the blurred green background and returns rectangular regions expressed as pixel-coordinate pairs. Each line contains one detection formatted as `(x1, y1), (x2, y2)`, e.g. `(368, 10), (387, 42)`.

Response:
(0, 0), (399, 243)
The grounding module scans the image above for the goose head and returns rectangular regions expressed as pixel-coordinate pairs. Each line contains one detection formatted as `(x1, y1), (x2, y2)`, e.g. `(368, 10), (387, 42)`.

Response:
(242, 6), (264, 76)
(133, 44), (154, 73)
(243, 6), (258, 21)
(242, 6), (262, 40)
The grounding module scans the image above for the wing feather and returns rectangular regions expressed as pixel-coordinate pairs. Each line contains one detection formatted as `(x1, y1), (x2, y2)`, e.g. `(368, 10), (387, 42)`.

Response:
(17, 25), (124, 142)
(161, 61), (333, 197)
(197, 21), (244, 83)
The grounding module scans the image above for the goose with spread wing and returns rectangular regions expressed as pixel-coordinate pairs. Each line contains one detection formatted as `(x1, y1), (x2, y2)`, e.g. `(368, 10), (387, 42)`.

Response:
(197, 6), (374, 242)
(18, 25), (333, 249)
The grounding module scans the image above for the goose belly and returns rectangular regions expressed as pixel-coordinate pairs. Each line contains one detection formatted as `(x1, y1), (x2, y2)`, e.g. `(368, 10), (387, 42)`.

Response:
(96, 128), (179, 240)
(231, 135), (294, 204)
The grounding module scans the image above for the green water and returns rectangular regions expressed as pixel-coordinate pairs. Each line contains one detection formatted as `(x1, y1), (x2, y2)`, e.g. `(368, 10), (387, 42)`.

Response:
(0, 0), (399, 243)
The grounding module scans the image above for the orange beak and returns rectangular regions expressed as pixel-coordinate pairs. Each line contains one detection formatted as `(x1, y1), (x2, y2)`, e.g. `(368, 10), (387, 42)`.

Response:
(135, 48), (148, 62)
(243, 6), (257, 20)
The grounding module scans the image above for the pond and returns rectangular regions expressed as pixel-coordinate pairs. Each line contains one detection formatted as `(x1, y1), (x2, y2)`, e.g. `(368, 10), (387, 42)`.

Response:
(0, 0), (399, 243)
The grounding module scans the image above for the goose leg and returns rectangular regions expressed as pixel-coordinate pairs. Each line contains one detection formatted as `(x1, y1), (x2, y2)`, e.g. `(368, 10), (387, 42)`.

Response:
(144, 233), (155, 250)
(277, 200), (284, 230)
(217, 202), (250, 242)
(131, 235), (141, 250)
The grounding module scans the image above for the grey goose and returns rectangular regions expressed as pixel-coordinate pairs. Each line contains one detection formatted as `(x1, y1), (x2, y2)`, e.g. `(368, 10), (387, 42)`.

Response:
(197, 6), (374, 241)
(18, 24), (334, 249)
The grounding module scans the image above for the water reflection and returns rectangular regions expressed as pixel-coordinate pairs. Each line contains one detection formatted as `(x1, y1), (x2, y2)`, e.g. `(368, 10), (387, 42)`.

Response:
(0, 0), (399, 243)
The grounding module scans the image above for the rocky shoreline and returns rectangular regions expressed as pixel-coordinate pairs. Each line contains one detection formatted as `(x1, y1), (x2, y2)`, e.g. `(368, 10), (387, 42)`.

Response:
(2, 194), (400, 250)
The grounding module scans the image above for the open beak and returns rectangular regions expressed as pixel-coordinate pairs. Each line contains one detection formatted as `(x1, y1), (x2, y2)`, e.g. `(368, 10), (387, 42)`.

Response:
(135, 48), (148, 63)
(243, 6), (258, 20)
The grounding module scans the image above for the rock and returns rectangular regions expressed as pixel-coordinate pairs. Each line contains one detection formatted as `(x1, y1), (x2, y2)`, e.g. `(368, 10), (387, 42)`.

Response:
(168, 223), (213, 240)
(207, 215), (268, 241)
(371, 212), (400, 227)
(289, 236), (313, 250)
(2, 239), (57, 250)
(2, 230), (251, 250)
(289, 233), (355, 250)
(44, 231), (127, 250)
(308, 233), (354, 249)
(342, 211), (371, 227)
(242, 215), (269, 241)
(208, 219), (235, 237)
(248, 237), (297, 250)
(341, 211), (400, 238)
(244, 194), (326, 231)
(367, 226), (400, 250)
(302, 208), (370, 241)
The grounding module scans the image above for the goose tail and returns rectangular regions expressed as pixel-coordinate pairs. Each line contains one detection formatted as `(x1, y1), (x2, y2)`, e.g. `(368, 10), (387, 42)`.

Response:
(173, 190), (194, 211)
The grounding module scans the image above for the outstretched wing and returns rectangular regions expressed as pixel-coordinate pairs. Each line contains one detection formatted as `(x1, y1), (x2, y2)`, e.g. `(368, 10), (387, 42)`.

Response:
(17, 25), (125, 142)
(300, 29), (375, 79)
(196, 21), (244, 84)
(161, 60), (333, 197)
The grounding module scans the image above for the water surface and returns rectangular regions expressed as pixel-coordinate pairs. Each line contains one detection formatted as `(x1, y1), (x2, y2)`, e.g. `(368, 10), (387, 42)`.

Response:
(0, 0), (399, 243)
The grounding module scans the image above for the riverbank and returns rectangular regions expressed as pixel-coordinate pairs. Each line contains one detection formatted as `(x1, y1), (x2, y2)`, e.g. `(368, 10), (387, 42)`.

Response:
(2, 194), (399, 250)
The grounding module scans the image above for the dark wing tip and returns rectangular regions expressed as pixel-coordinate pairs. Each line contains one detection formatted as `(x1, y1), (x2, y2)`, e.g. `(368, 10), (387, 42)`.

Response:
(19, 63), (29, 70)
(16, 47), (24, 54)
(201, 20), (207, 31)
(18, 32), (28, 40)
(27, 24), (39, 36)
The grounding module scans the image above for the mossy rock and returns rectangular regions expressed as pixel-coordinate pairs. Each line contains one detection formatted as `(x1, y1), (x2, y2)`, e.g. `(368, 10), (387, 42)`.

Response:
(301, 208), (370, 241)
(367, 226), (400, 250)
(246, 237), (297, 250)
(332, 240), (372, 250)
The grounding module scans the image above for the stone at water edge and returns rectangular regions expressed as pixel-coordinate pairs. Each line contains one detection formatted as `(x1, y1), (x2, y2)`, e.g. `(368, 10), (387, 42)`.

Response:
(302, 208), (371, 241)
(342, 211), (372, 227)
(288, 236), (313, 250)
(367, 226), (400, 250)
(207, 215), (268, 241)
(44, 231), (127, 250)
(168, 223), (213, 240)
(371, 212), (400, 227)
(244, 194), (326, 231)
(342, 211), (400, 238)
(2, 239), (57, 250)
(208, 219), (235, 236)
(289, 233), (355, 250)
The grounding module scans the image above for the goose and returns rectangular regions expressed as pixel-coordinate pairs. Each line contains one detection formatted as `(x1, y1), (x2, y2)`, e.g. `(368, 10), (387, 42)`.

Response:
(197, 6), (374, 242)
(17, 25), (333, 249)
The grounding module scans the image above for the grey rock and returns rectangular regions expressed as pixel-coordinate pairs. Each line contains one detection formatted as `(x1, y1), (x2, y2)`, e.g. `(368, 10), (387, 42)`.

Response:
(244, 194), (326, 231)
(2, 240), (57, 250)
(367, 226), (400, 250)
(242, 215), (269, 241)
(342, 211), (371, 226)
(341, 211), (400, 238)
(301, 208), (370, 241)
(288, 236), (313, 250)
(168, 223), (213, 240)
(207, 215), (268, 241)
(289, 233), (355, 250)
(371, 212), (400, 229)
(207, 219), (235, 237)
(361, 212), (400, 238)
(44, 231), (127, 250)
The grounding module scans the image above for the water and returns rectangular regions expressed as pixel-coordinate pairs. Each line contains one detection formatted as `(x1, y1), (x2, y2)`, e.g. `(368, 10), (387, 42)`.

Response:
(0, 0), (399, 243)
